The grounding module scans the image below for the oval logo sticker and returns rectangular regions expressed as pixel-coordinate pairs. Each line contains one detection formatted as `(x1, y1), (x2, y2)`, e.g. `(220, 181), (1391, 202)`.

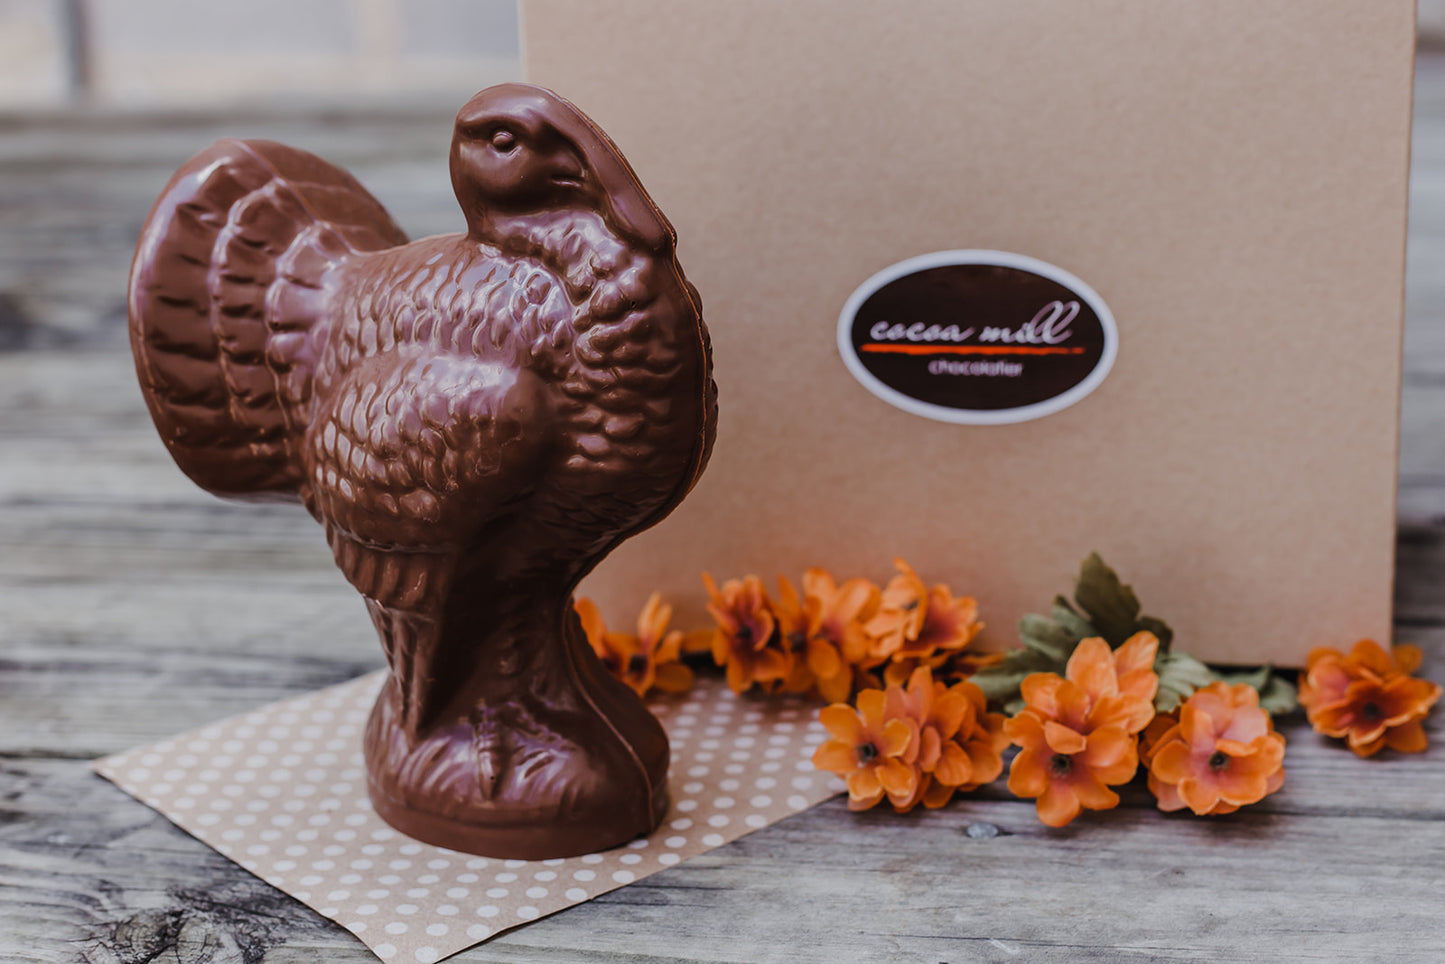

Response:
(837, 250), (1117, 425)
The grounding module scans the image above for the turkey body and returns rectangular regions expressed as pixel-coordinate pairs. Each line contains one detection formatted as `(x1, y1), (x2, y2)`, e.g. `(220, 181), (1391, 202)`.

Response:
(128, 85), (716, 857)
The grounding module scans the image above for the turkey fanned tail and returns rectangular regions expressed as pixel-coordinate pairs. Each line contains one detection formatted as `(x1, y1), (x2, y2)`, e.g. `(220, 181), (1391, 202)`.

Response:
(127, 137), (408, 500)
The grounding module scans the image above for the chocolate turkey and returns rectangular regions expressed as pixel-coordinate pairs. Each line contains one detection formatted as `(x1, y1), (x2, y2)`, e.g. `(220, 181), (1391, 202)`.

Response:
(127, 84), (717, 858)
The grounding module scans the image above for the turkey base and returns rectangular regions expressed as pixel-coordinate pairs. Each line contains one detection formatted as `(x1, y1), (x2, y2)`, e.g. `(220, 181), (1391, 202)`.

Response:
(361, 598), (671, 860)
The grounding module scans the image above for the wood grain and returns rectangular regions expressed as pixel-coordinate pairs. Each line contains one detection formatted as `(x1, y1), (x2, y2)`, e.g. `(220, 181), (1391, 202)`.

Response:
(4, 55), (1445, 964)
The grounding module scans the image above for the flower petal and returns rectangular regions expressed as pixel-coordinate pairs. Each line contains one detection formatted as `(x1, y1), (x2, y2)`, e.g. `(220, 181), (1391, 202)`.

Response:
(819, 704), (865, 744)
(1036, 783), (1082, 828)
(878, 757), (918, 798)
(1067, 637), (1120, 703)
(1385, 719), (1429, 754)
(812, 739), (861, 775)
(1044, 721), (1088, 755)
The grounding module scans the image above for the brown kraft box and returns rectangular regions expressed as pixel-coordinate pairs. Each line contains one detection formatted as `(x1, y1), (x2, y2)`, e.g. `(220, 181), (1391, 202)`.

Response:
(522, 0), (1416, 666)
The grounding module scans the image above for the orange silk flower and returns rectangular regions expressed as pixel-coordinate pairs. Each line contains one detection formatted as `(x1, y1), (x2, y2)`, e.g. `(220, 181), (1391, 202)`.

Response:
(802, 568), (881, 702)
(773, 574), (849, 699)
(1146, 682), (1285, 815)
(575, 593), (695, 697)
(866, 559), (984, 684)
(702, 572), (788, 694)
(813, 686), (920, 811)
(1004, 634), (1159, 827)
(892, 666), (1008, 811)
(1299, 639), (1441, 757)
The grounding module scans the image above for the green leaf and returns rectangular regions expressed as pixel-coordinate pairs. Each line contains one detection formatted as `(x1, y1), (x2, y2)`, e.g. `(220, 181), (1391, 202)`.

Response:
(1154, 651), (1217, 712)
(970, 647), (1062, 705)
(1017, 613), (1078, 663)
(1049, 597), (1098, 642)
(1072, 553), (1143, 646)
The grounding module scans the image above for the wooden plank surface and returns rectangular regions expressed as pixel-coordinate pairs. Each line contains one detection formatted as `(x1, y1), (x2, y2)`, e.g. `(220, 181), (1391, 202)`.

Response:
(4, 56), (1445, 964)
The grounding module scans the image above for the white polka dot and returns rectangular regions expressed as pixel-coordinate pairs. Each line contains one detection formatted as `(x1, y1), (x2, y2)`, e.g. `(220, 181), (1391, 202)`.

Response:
(612, 870), (634, 884)
(396, 904), (418, 916)
(676, 800), (697, 812)
(476, 905), (500, 918)
(573, 870), (595, 882)
(425, 923), (449, 937)
(414, 948), (439, 963)
(581, 854), (604, 864)
(374, 944), (397, 959)
(751, 795), (772, 808)
(533, 870), (556, 881)
(670, 818), (693, 830)
(787, 795), (808, 809)
(713, 796), (735, 808)
(525, 886), (548, 899)
(702, 833), (725, 847)
(494, 872), (517, 883)
(446, 887), (468, 899)
(792, 776), (814, 790)
(517, 906), (539, 919)
(345, 922), (366, 934)
(682, 781), (704, 794)
(385, 922), (408, 935)
(437, 905), (458, 916)
(326, 890), (350, 902)
(355, 905), (378, 916)
(658, 853), (680, 865)
(687, 765), (708, 777)
(468, 924), (491, 939)
(746, 814), (768, 828)
(566, 887), (588, 900)
(486, 887), (508, 898)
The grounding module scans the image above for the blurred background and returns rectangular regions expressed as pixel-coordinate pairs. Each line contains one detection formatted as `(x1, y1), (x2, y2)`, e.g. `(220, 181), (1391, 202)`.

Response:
(0, 0), (520, 109)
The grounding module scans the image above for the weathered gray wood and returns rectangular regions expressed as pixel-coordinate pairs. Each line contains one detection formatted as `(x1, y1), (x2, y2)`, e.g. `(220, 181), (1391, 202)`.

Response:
(5, 51), (1445, 964)
(8, 757), (1445, 964)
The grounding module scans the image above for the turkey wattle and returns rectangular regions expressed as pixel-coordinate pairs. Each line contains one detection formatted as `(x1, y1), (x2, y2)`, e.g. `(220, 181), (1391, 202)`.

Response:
(127, 84), (717, 858)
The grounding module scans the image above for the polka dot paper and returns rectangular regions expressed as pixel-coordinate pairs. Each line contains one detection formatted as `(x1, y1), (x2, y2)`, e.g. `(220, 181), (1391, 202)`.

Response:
(93, 671), (842, 962)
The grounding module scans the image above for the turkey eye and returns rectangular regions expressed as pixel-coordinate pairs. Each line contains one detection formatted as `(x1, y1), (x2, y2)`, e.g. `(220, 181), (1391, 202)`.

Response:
(491, 129), (517, 152)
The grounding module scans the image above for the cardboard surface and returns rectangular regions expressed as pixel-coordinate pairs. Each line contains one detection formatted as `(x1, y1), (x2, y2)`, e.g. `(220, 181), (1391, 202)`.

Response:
(94, 672), (841, 962)
(524, 1), (1415, 665)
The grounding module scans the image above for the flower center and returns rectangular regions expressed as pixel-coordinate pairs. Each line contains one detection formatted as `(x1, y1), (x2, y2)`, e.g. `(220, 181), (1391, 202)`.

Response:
(1049, 753), (1072, 777)
(787, 631), (807, 652)
(736, 624), (754, 644)
(1208, 750), (1229, 771)
(855, 743), (878, 765)
(1361, 702), (1383, 722)
(627, 653), (649, 676)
